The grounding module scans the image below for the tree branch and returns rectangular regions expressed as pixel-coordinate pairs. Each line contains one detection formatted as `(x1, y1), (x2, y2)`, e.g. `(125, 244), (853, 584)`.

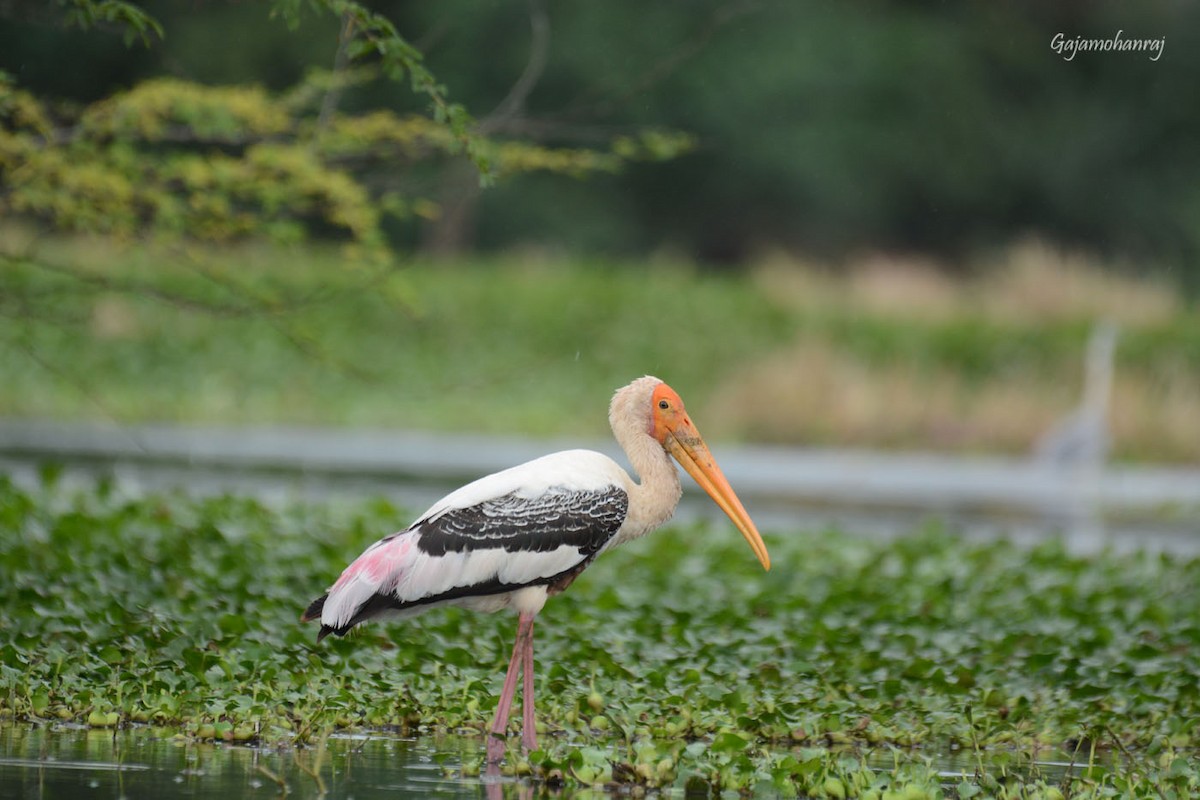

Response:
(1, 328), (140, 433)
(8, 254), (268, 319)
(480, 0), (550, 135)
(570, 0), (762, 120)
(2, 248), (385, 385)
(316, 11), (357, 135)
(468, 0), (763, 147)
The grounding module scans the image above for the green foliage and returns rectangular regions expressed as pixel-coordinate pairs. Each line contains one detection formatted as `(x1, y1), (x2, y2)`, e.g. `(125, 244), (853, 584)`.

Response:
(6, 1), (1199, 275)
(81, 79), (292, 140)
(274, 0), (487, 177)
(0, 479), (1198, 796)
(0, 74), (682, 260)
(0, 0), (692, 262)
(0, 248), (789, 432)
(58, 0), (163, 46)
(3, 78), (366, 250)
(3, 246), (1198, 461)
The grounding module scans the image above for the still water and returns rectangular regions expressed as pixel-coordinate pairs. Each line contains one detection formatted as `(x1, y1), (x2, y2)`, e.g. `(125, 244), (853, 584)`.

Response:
(2, 723), (1103, 800)
(0, 724), (519, 800)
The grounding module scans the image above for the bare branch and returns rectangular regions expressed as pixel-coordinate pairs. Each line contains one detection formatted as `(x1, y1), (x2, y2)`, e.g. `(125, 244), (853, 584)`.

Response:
(8, 254), (267, 319)
(480, 0), (551, 135)
(575, 0), (762, 119)
(0, 328), (141, 436)
(316, 11), (357, 135)
(481, 0), (760, 141)
(2, 248), (383, 387)
(263, 315), (380, 384)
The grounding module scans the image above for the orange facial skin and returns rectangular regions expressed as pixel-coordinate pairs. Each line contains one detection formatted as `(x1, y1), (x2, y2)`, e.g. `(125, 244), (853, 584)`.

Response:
(651, 382), (770, 571)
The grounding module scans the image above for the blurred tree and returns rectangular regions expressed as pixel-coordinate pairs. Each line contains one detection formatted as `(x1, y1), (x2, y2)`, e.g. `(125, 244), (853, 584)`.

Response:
(417, 0), (1197, 283)
(0, 0), (697, 413)
(2, 0), (1197, 284)
(0, 0), (692, 379)
(0, 1), (688, 252)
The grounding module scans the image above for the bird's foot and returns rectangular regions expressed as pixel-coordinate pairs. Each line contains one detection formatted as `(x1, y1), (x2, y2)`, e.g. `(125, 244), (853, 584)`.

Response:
(521, 729), (538, 753)
(485, 733), (507, 765)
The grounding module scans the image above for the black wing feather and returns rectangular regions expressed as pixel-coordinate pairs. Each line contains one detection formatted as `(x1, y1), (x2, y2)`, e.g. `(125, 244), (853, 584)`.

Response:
(306, 486), (630, 641)
(414, 487), (628, 558)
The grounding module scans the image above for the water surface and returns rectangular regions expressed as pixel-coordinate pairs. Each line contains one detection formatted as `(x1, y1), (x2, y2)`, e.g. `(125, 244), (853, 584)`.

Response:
(0, 724), (511, 799)
(2, 722), (1113, 800)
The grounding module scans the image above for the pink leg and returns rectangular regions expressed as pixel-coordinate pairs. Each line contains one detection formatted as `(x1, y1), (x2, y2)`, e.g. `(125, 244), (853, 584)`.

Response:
(521, 616), (538, 752)
(486, 613), (535, 764)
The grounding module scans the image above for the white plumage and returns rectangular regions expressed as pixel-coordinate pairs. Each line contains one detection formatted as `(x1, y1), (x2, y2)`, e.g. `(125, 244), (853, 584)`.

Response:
(428, 449), (630, 510)
(303, 376), (770, 765)
(316, 449), (634, 631)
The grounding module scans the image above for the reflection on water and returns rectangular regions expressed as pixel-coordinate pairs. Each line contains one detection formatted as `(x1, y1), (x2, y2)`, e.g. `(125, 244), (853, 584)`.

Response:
(861, 741), (1104, 787)
(0, 724), (525, 800)
(1, 723), (1113, 800)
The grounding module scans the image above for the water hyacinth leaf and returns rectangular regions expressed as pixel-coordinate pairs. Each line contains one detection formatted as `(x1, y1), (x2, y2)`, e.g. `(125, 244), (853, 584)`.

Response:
(710, 732), (750, 753)
(0, 479), (1198, 795)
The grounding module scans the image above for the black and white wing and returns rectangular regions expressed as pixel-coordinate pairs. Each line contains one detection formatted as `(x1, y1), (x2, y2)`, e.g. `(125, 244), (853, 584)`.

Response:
(306, 449), (630, 638)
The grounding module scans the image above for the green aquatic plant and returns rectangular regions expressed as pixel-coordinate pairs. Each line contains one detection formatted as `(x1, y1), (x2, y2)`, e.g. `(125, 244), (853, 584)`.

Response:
(0, 477), (1198, 795)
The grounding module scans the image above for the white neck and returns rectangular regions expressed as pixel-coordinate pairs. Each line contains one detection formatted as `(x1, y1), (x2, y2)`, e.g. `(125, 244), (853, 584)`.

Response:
(608, 377), (683, 544)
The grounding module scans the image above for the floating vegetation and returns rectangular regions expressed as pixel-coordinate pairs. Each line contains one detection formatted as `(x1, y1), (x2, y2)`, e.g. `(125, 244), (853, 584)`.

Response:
(1, 477), (1198, 796)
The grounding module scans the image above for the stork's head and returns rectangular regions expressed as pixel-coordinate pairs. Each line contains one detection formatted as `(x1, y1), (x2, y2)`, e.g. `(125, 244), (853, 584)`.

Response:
(611, 376), (771, 571)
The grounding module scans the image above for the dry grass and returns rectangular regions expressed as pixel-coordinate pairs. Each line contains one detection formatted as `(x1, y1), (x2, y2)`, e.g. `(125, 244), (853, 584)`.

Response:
(713, 241), (1199, 462)
(753, 238), (1182, 325)
(705, 339), (1200, 461)
(976, 239), (1181, 324)
(89, 295), (141, 340)
(704, 339), (1059, 453)
(1111, 371), (1200, 463)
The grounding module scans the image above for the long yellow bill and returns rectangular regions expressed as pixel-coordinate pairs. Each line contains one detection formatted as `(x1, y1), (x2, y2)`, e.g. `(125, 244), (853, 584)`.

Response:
(663, 423), (771, 571)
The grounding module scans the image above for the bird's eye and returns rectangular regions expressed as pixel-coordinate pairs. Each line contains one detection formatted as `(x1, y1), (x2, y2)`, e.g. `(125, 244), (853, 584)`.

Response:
(658, 400), (670, 410)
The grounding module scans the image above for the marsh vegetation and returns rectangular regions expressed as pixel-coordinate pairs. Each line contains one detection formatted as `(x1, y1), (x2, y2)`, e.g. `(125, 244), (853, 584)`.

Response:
(2, 478), (1197, 797)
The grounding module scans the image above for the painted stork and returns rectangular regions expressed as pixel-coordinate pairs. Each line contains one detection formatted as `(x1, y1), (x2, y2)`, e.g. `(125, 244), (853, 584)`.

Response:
(301, 376), (771, 763)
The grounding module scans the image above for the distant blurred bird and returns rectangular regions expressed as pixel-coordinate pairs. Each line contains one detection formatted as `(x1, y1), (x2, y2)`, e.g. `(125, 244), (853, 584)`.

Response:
(1034, 321), (1119, 466)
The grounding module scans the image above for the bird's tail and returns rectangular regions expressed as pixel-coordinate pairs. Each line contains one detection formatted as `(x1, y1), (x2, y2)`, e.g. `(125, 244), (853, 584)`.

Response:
(301, 593), (327, 623)
(301, 594), (344, 642)
(301, 594), (332, 642)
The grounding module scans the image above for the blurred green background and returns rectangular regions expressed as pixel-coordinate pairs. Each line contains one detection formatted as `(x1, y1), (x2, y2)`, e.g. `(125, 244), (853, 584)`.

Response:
(5, 0), (1198, 270)
(1, 0), (1197, 461)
